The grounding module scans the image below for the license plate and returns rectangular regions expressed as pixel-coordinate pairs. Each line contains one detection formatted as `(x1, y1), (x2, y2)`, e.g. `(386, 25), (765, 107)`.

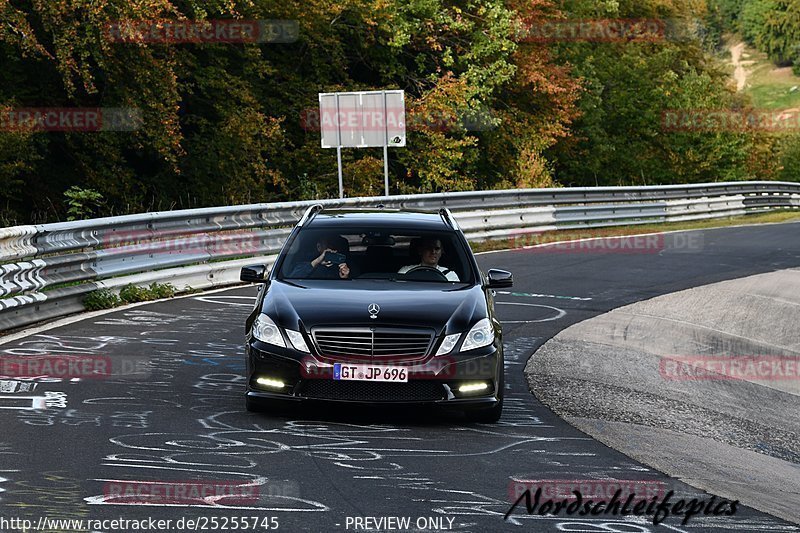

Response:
(333, 363), (408, 383)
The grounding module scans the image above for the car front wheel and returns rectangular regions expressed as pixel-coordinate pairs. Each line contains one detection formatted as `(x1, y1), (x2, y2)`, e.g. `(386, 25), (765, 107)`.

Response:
(464, 374), (504, 423)
(246, 395), (263, 412)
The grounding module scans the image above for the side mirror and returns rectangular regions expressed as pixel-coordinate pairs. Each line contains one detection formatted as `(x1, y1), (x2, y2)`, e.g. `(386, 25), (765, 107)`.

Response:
(486, 269), (513, 289)
(240, 265), (269, 283)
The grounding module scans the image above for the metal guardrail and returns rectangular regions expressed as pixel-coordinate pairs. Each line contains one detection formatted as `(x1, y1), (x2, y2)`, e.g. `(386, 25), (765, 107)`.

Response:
(1, 181), (799, 332)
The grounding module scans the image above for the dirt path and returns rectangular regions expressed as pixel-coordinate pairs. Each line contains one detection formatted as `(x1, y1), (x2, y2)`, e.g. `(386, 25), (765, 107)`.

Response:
(730, 41), (750, 91)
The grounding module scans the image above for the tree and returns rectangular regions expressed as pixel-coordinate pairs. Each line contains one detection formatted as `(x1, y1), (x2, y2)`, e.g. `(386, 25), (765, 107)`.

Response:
(756, 0), (800, 65)
(545, 0), (766, 185)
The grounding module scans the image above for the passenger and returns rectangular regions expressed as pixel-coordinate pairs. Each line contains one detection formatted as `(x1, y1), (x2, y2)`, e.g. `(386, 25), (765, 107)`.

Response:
(290, 235), (354, 279)
(398, 237), (459, 281)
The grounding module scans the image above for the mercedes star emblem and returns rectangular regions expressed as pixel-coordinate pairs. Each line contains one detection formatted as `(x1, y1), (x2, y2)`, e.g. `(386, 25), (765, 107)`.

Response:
(368, 303), (380, 319)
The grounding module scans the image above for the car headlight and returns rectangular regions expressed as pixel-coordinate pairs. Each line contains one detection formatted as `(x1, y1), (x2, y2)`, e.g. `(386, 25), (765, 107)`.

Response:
(252, 314), (285, 347)
(285, 329), (310, 353)
(460, 318), (494, 352)
(436, 333), (461, 356)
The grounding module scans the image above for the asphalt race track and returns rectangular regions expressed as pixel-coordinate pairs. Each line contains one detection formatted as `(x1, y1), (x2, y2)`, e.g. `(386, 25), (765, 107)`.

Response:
(1, 222), (799, 533)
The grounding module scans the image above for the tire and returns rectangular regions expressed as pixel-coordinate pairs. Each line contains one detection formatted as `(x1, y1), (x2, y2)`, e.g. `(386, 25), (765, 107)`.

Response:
(465, 375), (504, 423)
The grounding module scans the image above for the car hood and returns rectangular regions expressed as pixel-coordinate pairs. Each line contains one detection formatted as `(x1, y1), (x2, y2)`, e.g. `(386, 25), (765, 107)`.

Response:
(263, 280), (486, 334)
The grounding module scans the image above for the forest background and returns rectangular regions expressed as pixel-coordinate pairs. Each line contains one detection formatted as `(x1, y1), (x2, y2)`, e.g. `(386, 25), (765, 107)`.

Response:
(1, 0), (798, 224)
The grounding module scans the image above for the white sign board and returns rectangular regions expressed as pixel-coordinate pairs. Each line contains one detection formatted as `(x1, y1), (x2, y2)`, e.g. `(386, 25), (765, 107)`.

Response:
(319, 90), (406, 149)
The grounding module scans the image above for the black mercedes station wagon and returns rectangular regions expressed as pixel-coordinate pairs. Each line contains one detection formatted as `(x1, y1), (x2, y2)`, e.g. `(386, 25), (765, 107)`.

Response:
(240, 206), (513, 422)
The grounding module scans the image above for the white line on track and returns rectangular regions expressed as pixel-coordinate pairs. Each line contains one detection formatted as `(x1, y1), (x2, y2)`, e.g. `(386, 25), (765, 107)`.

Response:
(496, 290), (592, 302)
(495, 302), (567, 323)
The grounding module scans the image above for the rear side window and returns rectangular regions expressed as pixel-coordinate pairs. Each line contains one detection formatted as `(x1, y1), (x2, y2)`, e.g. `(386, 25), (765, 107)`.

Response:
(278, 228), (473, 283)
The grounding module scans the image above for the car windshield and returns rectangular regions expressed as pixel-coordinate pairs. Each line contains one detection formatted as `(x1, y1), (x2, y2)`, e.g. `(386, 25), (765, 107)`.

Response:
(278, 228), (473, 283)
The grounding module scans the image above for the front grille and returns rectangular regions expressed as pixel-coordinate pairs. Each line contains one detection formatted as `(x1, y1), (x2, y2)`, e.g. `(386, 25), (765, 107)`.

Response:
(312, 327), (434, 359)
(300, 380), (446, 402)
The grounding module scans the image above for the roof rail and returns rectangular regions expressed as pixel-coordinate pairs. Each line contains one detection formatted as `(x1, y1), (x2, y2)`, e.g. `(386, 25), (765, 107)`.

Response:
(439, 207), (460, 231)
(298, 204), (324, 226)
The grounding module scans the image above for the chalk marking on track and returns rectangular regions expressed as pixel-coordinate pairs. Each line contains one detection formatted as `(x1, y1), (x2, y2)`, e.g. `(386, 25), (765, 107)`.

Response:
(495, 302), (567, 323)
(193, 296), (257, 306)
(496, 291), (592, 302)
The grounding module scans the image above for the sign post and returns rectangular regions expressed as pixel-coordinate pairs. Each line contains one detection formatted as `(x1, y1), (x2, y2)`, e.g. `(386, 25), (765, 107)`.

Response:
(319, 90), (406, 198)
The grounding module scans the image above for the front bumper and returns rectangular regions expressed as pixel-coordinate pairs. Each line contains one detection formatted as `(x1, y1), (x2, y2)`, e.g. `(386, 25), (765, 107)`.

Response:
(245, 339), (502, 407)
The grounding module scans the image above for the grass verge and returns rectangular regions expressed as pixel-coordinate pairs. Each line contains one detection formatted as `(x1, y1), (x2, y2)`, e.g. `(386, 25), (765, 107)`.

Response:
(727, 37), (800, 110)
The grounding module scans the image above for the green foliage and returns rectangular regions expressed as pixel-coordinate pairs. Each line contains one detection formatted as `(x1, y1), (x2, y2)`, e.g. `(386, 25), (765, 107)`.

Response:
(64, 186), (104, 221)
(84, 289), (120, 311)
(0, 126), (38, 226)
(776, 135), (800, 182)
(0, 0), (793, 222)
(753, 0), (800, 65)
(717, 0), (800, 66)
(715, 0), (746, 29)
(740, 0), (776, 46)
(148, 282), (176, 299)
(84, 282), (176, 310)
(0, 0), (545, 217)
(118, 284), (150, 304)
(119, 282), (176, 303)
(547, 0), (766, 186)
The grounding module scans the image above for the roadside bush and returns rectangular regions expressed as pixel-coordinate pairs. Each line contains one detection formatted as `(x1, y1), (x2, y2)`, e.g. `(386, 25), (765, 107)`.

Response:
(84, 289), (120, 311)
(119, 284), (151, 303)
(149, 282), (176, 299)
(119, 282), (177, 303)
(83, 282), (178, 311)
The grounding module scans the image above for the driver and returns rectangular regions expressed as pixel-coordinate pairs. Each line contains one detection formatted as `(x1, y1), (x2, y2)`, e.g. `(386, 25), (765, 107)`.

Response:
(398, 237), (459, 281)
